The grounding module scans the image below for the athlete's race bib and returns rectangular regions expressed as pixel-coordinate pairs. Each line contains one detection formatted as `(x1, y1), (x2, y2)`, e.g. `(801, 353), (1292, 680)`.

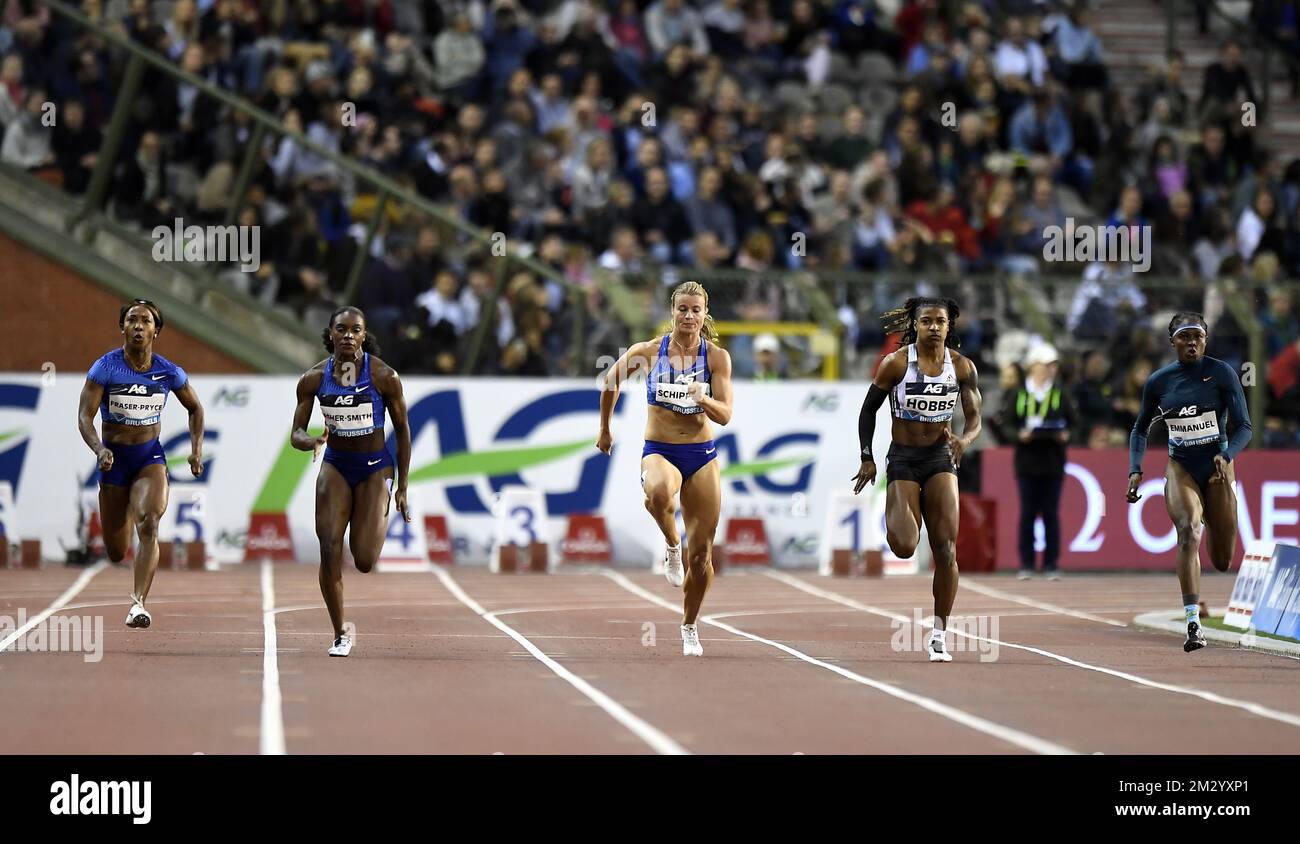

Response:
(655, 381), (711, 413)
(1166, 408), (1220, 447)
(898, 382), (958, 422)
(321, 395), (376, 436)
(107, 386), (166, 426)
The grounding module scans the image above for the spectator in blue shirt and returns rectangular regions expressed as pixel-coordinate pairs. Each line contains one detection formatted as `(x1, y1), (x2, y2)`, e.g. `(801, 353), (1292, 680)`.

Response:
(482, 0), (537, 96)
(1050, 2), (1108, 90)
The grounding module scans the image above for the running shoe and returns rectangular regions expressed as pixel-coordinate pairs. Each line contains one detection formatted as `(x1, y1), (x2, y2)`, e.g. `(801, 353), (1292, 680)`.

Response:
(664, 544), (685, 588)
(1016, 570), (1032, 581)
(1183, 622), (1207, 653)
(1045, 569), (1061, 581)
(928, 632), (952, 662)
(125, 602), (151, 629)
(328, 634), (353, 657)
(681, 624), (703, 657)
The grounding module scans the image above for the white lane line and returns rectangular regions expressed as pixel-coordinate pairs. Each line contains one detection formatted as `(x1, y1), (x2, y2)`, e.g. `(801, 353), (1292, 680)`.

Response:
(961, 579), (1128, 627)
(765, 570), (1300, 731)
(0, 563), (107, 653)
(260, 561), (286, 756)
(601, 571), (1075, 756)
(490, 604), (675, 617)
(431, 566), (688, 756)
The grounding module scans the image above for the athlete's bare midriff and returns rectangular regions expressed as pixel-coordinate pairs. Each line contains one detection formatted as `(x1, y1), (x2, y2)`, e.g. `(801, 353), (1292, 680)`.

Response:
(645, 404), (712, 444)
(101, 420), (162, 446)
(890, 417), (951, 448)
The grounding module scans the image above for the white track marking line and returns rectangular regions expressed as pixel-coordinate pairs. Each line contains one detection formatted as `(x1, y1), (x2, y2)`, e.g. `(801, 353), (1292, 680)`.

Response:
(601, 571), (1075, 756)
(706, 607), (861, 620)
(764, 570), (1300, 731)
(0, 563), (107, 653)
(431, 566), (688, 756)
(491, 604), (696, 617)
(961, 579), (1128, 627)
(260, 561), (286, 756)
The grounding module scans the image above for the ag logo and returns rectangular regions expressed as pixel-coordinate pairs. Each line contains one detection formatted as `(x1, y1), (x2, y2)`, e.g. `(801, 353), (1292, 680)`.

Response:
(1178, 405), (1197, 417)
(126, 384), (148, 395)
(922, 383), (944, 394)
(213, 386), (250, 407)
(802, 393), (838, 412)
(337, 395), (354, 406)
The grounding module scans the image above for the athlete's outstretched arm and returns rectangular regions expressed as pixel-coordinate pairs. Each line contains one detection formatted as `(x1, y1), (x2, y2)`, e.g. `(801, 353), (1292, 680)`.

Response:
(1127, 376), (1160, 476)
(1219, 360), (1252, 461)
(172, 383), (206, 478)
(692, 346), (733, 425)
(1126, 374), (1160, 502)
(945, 357), (982, 468)
(597, 340), (654, 454)
(290, 371), (327, 457)
(77, 379), (113, 471)
(852, 349), (907, 493)
(377, 364), (412, 522)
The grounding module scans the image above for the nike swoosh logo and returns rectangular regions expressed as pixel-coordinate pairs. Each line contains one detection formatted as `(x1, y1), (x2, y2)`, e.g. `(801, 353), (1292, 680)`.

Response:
(367, 459), (381, 466)
(151, 375), (166, 381)
(1202, 377), (1213, 381)
(355, 386), (368, 392)
(705, 449), (716, 455)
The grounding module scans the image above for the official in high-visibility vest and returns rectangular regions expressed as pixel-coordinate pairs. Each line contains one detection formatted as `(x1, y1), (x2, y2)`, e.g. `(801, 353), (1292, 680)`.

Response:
(994, 344), (1077, 579)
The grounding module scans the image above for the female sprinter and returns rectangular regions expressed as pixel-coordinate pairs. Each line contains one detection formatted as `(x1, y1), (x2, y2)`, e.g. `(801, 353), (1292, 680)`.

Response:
(597, 281), (734, 657)
(1126, 312), (1251, 652)
(290, 307), (412, 657)
(851, 298), (983, 662)
(77, 299), (205, 629)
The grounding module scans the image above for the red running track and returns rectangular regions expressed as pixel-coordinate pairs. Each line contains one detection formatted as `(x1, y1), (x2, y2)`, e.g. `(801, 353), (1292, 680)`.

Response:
(1, 563), (1297, 755)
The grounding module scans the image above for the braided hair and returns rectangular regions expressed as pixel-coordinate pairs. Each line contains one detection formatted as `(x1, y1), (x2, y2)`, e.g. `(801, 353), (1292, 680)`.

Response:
(321, 306), (382, 355)
(1167, 311), (1208, 340)
(880, 297), (962, 348)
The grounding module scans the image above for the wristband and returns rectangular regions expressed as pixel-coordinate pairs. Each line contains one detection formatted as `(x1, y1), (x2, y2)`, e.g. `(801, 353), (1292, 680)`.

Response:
(861, 448), (873, 462)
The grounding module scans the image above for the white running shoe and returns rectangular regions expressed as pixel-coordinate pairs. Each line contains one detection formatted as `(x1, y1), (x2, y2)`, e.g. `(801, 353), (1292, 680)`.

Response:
(681, 624), (703, 657)
(125, 602), (151, 629)
(664, 544), (685, 588)
(927, 632), (952, 663)
(328, 634), (353, 657)
(1016, 570), (1032, 581)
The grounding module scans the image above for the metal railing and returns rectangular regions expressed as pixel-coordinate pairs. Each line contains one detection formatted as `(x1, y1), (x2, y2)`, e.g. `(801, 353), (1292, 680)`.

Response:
(39, 0), (587, 376)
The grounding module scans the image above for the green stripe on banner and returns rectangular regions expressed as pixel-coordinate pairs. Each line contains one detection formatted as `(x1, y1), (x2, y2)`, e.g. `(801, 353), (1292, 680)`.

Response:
(720, 456), (813, 478)
(0, 427), (27, 445)
(251, 427), (323, 512)
(406, 438), (592, 483)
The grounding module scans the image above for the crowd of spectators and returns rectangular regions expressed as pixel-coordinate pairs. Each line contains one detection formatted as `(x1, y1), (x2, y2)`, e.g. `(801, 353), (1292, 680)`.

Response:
(0, 0), (1298, 441)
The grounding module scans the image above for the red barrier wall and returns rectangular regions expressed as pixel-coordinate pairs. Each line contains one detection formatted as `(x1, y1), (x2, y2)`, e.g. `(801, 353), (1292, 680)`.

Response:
(0, 232), (253, 373)
(981, 447), (1300, 571)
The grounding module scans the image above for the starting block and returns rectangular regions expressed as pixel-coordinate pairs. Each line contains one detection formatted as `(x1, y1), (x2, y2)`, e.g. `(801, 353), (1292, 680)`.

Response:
(819, 490), (890, 576)
(378, 488), (431, 572)
(244, 512), (296, 562)
(491, 487), (549, 573)
(718, 518), (769, 572)
(21, 539), (41, 569)
(561, 514), (612, 565)
(424, 515), (454, 565)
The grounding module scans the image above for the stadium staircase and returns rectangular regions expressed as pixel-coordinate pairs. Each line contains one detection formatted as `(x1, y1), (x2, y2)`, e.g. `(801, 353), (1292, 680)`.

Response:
(1094, 0), (1300, 161)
